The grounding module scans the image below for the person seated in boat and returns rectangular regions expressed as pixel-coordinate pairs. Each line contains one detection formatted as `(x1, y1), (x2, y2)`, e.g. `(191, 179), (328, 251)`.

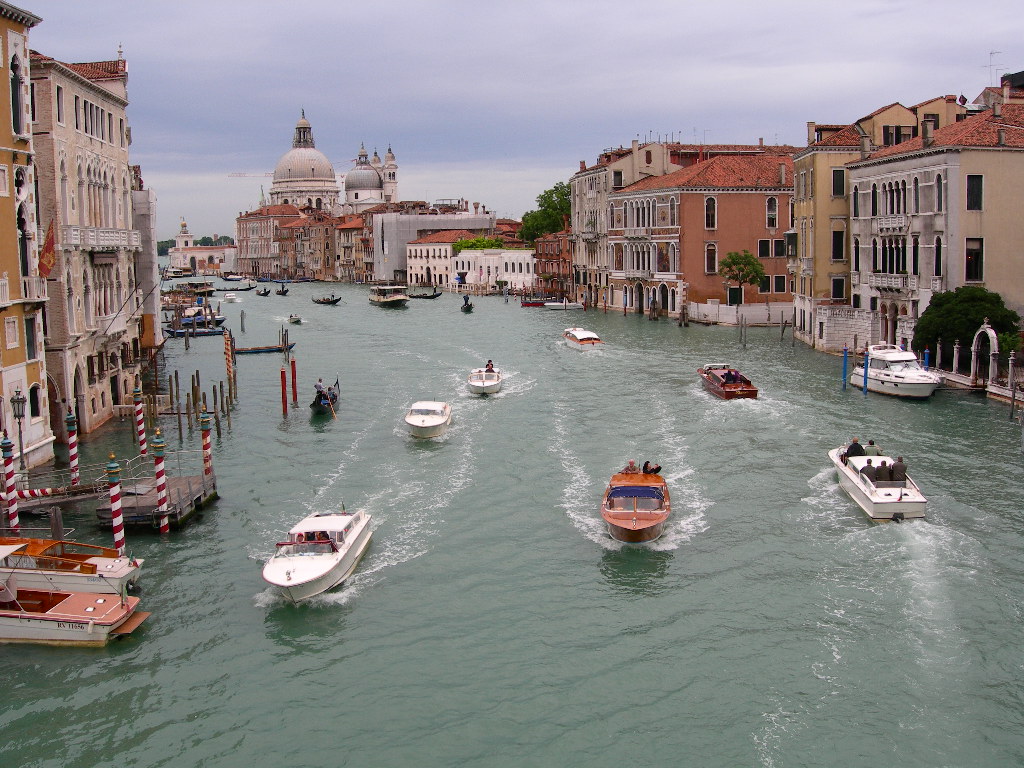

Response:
(315, 531), (329, 542)
(621, 460), (640, 474)
(642, 460), (662, 475)
(326, 384), (337, 401)
(859, 459), (876, 483)
(875, 460), (892, 482)
(863, 439), (882, 456)
(485, 360), (495, 372)
(890, 456), (907, 482)
(843, 437), (865, 462)
(721, 369), (736, 384)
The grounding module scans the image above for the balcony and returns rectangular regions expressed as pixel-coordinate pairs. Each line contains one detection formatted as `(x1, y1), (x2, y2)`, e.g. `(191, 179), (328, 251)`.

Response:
(623, 228), (649, 239)
(21, 276), (47, 301)
(93, 312), (129, 337)
(866, 273), (918, 291)
(873, 215), (908, 234)
(61, 225), (141, 251)
(622, 269), (652, 279)
(0, 277), (9, 307)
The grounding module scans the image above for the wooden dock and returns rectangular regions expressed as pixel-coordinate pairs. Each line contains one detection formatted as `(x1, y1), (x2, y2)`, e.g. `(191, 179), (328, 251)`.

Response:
(95, 472), (218, 529)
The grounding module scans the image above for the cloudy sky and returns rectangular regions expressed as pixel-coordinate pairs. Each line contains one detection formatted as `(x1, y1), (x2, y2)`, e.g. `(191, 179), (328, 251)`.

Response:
(22, 0), (1022, 239)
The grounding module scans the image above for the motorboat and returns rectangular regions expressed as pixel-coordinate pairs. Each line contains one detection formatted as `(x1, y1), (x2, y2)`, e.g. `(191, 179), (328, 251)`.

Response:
(600, 468), (671, 543)
(0, 538), (143, 594)
(288, 314), (303, 324)
(563, 327), (603, 348)
(849, 344), (943, 399)
(467, 367), (502, 395)
(222, 274), (246, 281)
(545, 299), (584, 310)
(262, 509), (373, 603)
(520, 295), (556, 307)
(369, 284), (409, 308)
(828, 447), (926, 522)
(698, 364), (758, 399)
(222, 293), (239, 303)
(174, 306), (226, 327)
(0, 576), (149, 645)
(404, 401), (452, 438)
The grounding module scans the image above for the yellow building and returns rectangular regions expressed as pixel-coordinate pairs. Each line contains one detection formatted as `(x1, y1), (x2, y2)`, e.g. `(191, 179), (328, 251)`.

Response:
(0, 2), (54, 469)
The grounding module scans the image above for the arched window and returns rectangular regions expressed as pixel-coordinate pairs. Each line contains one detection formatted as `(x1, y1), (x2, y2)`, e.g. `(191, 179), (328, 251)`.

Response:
(669, 197), (677, 226)
(853, 238), (860, 272)
(29, 384), (41, 419)
(705, 197), (717, 229)
(766, 197), (778, 228)
(913, 177), (920, 213)
(705, 243), (717, 273)
(870, 184), (878, 216)
(934, 237), (942, 276)
(852, 186), (860, 218)
(10, 56), (23, 135)
(935, 175), (943, 211)
(871, 239), (878, 271)
(912, 236), (919, 275)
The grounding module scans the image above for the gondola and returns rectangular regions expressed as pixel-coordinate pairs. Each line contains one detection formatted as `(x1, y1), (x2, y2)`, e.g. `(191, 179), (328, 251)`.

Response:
(234, 342), (296, 354)
(309, 377), (340, 416)
(275, 286), (289, 296)
(461, 302), (474, 313)
(164, 326), (225, 338)
(255, 288), (271, 296)
(216, 283), (256, 291)
(312, 295), (343, 305)
(408, 290), (442, 299)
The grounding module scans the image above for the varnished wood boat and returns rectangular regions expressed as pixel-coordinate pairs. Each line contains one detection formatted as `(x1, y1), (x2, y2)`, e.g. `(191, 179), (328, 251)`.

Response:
(600, 469), (671, 543)
(0, 538), (143, 594)
(698, 364), (758, 399)
(234, 342), (296, 355)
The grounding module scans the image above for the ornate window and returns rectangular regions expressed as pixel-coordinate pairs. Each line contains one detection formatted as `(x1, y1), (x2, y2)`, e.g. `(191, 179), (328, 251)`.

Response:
(705, 197), (717, 229)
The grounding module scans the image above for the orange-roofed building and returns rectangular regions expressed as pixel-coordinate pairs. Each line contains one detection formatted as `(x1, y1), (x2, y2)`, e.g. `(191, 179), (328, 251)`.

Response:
(406, 229), (477, 287)
(235, 203), (302, 278)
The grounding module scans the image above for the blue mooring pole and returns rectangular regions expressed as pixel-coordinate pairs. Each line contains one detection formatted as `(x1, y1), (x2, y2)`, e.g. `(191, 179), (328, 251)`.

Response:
(842, 345), (848, 390)
(923, 347), (931, 370)
(862, 347), (869, 393)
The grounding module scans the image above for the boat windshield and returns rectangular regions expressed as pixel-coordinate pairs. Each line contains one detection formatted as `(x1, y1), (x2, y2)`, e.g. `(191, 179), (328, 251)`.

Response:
(607, 486), (665, 511)
(888, 360), (923, 372)
(275, 541), (335, 556)
(410, 408), (441, 416)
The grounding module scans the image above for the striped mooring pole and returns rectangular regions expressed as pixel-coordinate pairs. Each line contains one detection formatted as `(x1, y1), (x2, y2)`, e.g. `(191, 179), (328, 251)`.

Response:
(134, 384), (148, 455)
(2, 435), (19, 532)
(152, 430), (169, 534)
(107, 453), (126, 556)
(200, 409), (213, 477)
(65, 409), (80, 486)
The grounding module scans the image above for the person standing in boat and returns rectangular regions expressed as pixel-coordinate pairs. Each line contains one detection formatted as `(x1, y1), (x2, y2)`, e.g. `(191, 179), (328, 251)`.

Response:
(863, 439), (882, 456)
(463, 294), (471, 306)
(314, 378), (325, 393)
(485, 360), (494, 372)
(844, 437), (865, 461)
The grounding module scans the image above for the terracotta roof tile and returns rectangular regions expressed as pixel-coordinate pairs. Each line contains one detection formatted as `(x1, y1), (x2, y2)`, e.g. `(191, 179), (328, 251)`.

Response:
(408, 229), (479, 244)
(617, 154), (793, 193)
(866, 104), (1024, 159)
(812, 124), (863, 148)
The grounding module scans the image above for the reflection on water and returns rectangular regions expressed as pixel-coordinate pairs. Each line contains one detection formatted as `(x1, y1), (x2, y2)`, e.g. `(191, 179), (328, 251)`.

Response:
(599, 546), (673, 594)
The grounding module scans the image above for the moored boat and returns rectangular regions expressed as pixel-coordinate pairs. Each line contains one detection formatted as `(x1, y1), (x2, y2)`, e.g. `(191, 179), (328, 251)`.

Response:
(467, 367), (502, 395)
(261, 509), (373, 603)
(563, 327), (602, 348)
(520, 295), (556, 307)
(0, 538), (143, 594)
(164, 326), (225, 337)
(849, 344), (943, 399)
(404, 401), (452, 438)
(600, 468), (671, 543)
(545, 299), (584, 310)
(698, 364), (758, 399)
(234, 342), (296, 354)
(828, 447), (926, 522)
(369, 284), (409, 307)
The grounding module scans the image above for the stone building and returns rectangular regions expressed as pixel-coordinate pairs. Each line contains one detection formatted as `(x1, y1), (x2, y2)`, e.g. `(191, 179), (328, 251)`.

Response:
(533, 226), (572, 299)
(31, 48), (145, 436)
(167, 218), (237, 275)
(235, 203), (301, 278)
(269, 112), (339, 210)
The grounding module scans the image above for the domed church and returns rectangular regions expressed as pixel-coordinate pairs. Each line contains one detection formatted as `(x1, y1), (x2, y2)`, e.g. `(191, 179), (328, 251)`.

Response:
(268, 111), (340, 209)
(343, 143), (398, 211)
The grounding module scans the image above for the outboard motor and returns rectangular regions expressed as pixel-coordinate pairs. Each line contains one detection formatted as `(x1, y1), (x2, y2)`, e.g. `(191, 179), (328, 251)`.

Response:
(892, 512), (905, 523)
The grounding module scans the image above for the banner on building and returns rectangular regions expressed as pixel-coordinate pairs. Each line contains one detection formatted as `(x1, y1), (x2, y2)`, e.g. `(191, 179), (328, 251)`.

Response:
(38, 219), (56, 277)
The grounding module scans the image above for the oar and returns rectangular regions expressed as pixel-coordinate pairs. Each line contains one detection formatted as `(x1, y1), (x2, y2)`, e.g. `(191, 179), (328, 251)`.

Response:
(328, 374), (340, 420)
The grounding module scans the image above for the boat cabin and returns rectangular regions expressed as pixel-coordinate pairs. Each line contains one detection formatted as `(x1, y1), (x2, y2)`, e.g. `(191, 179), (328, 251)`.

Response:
(605, 485), (666, 512)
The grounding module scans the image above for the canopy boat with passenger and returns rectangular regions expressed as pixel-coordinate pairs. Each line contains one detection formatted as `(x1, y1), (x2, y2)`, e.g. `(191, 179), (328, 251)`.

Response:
(698, 364), (758, 399)
(600, 469), (671, 543)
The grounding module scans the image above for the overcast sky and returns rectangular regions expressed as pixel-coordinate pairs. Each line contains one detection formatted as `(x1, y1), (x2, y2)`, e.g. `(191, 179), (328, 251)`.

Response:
(22, 0), (1023, 239)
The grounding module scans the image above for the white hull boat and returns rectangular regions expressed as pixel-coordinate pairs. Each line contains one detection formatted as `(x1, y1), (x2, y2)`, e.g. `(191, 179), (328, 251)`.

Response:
(849, 344), (942, 398)
(467, 368), (502, 395)
(563, 327), (603, 348)
(0, 541), (143, 594)
(545, 300), (584, 310)
(262, 510), (373, 603)
(369, 284), (409, 308)
(828, 447), (926, 522)
(223, 293), (239, 302)
(404, 401), (452, 438)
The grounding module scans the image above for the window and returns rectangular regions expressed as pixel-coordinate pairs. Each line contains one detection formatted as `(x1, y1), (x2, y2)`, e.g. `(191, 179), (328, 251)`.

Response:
(852, 185), (860, 217)
(853, 239), (860, 271)
(966, 175), (983, 211)
(0, 164), (7, 197)
(704, 243), (717, 274)
(934, 237), (942, 276)
(852, 294), (861, 309)
(923, 113), (939, 129)
(936, 174), (943, 211)
(774, 239), (785, 259)
(612, 170), (622, 189)
(705, 197), (716, 229)
(832, 230), (845, 261)
(774, 275), (786, 293)
(74, 95), (80, 130)
(913, 177), (920, 213)
(24, 316), (36, 360)
(871, 184), (878, 216)
(965, 238), (983, 281)
(870, 296), (878, 311)
(831, 278), (845, 300)
(758, 239), (771, 259)
(831, 169), (845, 197)
(759, 275), (771, 293)
(10, 56), (23, 135)
(5, 317), (17, 348)
(28, 385), (40, 419)
(912, 237), (919, 275)
(56, 85), (64, 124)
(766, 197), (778, 228)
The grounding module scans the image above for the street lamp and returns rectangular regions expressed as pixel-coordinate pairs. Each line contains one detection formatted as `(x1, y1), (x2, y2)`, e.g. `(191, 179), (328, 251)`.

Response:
(10, 388), (26, 470)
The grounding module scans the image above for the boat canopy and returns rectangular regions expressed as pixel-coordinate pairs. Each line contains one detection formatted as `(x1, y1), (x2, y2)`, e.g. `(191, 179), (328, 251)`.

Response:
(0, 543), (28, 560)
(608, 486), (664, 500)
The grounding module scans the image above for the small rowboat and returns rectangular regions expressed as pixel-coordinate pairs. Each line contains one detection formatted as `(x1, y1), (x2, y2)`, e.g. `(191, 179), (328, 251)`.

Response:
(312, 295), (343, 305)
(234, 342), (297, 355)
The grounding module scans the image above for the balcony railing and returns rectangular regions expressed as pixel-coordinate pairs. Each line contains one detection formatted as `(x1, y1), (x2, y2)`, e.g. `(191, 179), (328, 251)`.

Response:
(94, 312), (128, 336)
(623, 228), (649, 239)
(0, 277), (9, 306)
(61, 225), (141, 250)
(873, 215), (908, 233)
(622, 268), (652, 279)
(866, 273), (918, 290)
(21, 276), (47, 301)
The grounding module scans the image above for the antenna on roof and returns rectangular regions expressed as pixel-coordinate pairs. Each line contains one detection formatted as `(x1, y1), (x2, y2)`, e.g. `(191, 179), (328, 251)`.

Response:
(984, 50), (1003, 85)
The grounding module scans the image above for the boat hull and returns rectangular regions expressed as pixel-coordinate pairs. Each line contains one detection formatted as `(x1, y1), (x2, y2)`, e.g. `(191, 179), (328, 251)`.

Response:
(698, 366), (758, 399)
(848, 368), (941, 398)
(600, 472), (671, 543)
(0, 594), (146, 646)
(604, 519), (666, 543)
(467, 369), (502, 394)
(405, 419), (451, 438)
(828, 448), (926, 521)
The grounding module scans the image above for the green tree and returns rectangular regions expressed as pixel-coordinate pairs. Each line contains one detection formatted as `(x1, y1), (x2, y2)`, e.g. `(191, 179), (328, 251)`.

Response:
(453, 236), (504, 256)
(913, 285), (1020, 353)
(717, 250), (766, 288)
(519, 181), (570, 243)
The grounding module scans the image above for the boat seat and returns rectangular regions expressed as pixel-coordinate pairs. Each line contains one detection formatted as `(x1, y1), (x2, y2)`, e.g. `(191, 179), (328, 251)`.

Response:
(875, 480), (906, 489)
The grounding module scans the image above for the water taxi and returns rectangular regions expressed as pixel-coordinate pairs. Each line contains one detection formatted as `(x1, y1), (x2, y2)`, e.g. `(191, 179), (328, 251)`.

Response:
(404, 401), (452, 438)
(698, 364), (758, 399)
(563, 327), (603, 348)
(467, 367), (502, 395)
(0, 538), (142, 594)
(369, 284), (409, 308)
(849, 344), (943, 399)
(828, 447), (926, 522)
(600, 468), (671, 543)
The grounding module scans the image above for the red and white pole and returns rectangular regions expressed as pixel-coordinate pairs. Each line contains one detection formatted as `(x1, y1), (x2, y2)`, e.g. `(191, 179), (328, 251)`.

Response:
(2, 435), (20, 532)
(106, 453), (125, 555)
(65, 409), (80, 486)
(152, 430), (169, 534)
(200, 410), (213, 477)
(134, 384), (147, 455)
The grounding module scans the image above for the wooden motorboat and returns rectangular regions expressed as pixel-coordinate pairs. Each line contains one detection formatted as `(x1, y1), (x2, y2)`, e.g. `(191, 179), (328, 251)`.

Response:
(849, 344), (943, 399)
(234, 342), (296, 355)
(404, 401), (452, 438)
(828, 447), (926, 522)
(255, 287), (271, 296)
(600, 469), (671, 543)
(287, 314), (303, 324)
(310, 378), (340, 416)
(408, 290), (442, 299)
(369, 284), (409, 307)
(312, 295), (343, 305)
(262, 509), (373, 603)
(520, 295), (556, 307)
(275, 286), (289, 296)
(698, 364), (758, 399)
(563, 327), (602, 348)
(0, 538), (143, 594)
(467, 367), (502, 395)
(0, 577), (149, 645)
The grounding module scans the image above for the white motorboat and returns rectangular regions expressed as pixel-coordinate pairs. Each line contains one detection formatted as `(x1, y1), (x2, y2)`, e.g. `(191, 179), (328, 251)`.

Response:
(223, 292), (239, 303)
(467, 368), (503, 395)
(828, 447), (926, 522)
(404, 401), (452, 438)
(369, 284), (409, 308)
(849, 344), (943, 398)
(262, 509), (373, 603)
(545, 299), (584, 310)
(0, 539), (143, 594)
(288, 314), (303, 324)
(563, 327), (603, 348)
(0, 575), (149, 645)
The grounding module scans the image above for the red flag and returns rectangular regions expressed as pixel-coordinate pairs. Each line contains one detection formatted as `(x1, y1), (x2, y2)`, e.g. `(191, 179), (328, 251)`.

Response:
(38, 220), (56, 277)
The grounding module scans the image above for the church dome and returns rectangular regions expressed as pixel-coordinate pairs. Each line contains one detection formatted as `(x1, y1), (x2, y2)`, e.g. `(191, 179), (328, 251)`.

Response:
(273, 147), (336, 182)
(344, 166), (383, 191)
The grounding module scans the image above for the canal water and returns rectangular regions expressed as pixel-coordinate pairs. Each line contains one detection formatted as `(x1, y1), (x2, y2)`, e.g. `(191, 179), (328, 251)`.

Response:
(4, 282), (1024, 768)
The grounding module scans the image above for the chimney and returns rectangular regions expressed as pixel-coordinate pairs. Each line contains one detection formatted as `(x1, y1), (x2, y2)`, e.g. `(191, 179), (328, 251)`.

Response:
(1004, 84), (1010, 101)
(922, 121), (934, 148)
(473, 202), (479, 213)
(632, 139), (639, 152)
(779, 163), (787, 186)
(993, 101), (1002, 118)
(860, 135), (871, 159)
(807, 121), (816, 145)
(998, 128), (1006, 146)
(579, 160), (586, 171)
(759, 137), (764, 147)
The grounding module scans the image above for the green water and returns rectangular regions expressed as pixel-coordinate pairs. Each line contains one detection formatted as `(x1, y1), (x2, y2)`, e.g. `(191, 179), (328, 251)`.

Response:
(4, 283), (1024, 768)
